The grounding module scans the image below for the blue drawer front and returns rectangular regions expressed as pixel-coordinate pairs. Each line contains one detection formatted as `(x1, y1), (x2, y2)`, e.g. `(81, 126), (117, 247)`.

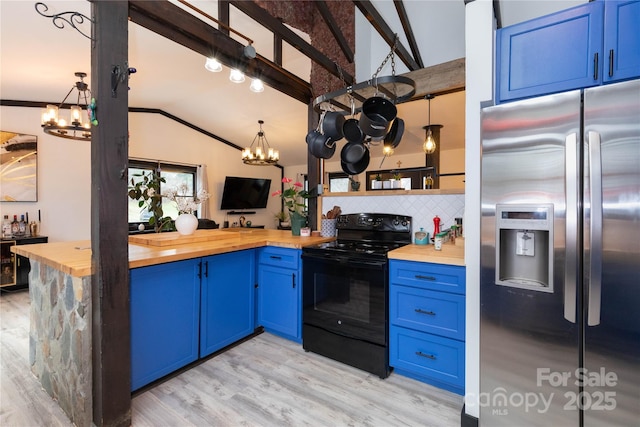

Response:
(390, 286), (465, 341)
(258, 247), (300, 270)
(390, 260), (465, 294)
(390, 327), (465, 391)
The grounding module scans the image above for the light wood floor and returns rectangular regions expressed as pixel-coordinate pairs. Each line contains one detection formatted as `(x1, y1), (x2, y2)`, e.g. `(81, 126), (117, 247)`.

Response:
(1, 289), (463, 426)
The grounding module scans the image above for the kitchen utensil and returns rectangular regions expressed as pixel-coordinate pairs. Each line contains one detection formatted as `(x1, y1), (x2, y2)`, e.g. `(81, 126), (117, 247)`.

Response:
(414, 228), (429, 245)
(384, 117), (404, 148)
(342, 118), (364, 143)
(306, 130), (336, 159)
(322, 111), (345, 141)
(341, 147), (370, 175)
(340, 140), (367, 163)
(359, 96), (397, 138)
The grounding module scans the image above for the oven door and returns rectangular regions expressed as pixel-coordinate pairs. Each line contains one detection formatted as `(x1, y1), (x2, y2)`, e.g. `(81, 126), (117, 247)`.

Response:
(302, 252), (388, 346)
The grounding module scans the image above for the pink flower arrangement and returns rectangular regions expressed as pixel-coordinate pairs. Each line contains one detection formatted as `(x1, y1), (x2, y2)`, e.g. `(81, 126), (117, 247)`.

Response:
(272, 177), (309, 216)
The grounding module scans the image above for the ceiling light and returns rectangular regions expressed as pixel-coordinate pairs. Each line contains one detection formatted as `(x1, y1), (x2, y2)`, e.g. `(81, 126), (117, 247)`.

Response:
(204, 57), (222, 72)
(229, 68), (245, 83)
(242, 120), (279, 166)
(41, 72), (92, 141)
(422, 94), (442, 154)
(250, 78), (264, 93)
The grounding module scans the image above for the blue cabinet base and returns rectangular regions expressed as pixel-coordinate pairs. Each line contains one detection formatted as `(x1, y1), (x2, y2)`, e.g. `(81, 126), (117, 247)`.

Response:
(392, 368), (464, 396)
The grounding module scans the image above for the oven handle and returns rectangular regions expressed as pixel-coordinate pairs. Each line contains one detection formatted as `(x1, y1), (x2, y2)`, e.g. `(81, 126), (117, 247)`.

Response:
(301, 252), (387, 269)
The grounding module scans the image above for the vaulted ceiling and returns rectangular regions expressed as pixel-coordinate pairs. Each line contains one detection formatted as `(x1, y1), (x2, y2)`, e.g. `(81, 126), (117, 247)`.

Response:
(1, 1), (585, 166)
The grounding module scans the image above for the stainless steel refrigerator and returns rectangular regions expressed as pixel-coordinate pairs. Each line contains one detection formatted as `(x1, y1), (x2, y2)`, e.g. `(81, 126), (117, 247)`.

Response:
(480, 79), (639, 426)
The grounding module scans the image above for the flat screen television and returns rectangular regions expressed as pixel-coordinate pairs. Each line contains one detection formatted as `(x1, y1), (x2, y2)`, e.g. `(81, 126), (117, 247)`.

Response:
(220, 176), (272, 210)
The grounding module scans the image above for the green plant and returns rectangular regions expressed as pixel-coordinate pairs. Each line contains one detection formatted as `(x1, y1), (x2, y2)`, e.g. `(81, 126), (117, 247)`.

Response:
(271, 177), (309, 216)
(128, 169), (173, 232)
(393, 171), (402, 180)
(274, 211), (288, 222)
(375, 173), (382, 181)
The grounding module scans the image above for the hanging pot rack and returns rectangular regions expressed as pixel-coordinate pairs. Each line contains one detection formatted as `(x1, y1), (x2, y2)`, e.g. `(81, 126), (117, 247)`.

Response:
(313, 37), (415, 113)
(313, 75), (416, 113)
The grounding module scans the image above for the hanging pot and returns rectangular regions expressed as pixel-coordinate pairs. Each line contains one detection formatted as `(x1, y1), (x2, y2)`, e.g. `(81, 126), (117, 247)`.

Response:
(340, 140), (367, 164)
(322, 111), (345, 141)
(384, 117), (405, 148)
(341, 147), (370, 175)
(359, 96), (397, 138)
(306, 130), (336, 159)
(342, 118), (364, 143)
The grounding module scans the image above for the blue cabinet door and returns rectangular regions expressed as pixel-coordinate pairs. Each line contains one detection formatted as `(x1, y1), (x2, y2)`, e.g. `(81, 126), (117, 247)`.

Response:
(497, 2), (604, 102)
(257, 249), (301, 342)
(603, 0), (640, 82)
(130, 258), (201, 391)
(200, 250), (255, 357)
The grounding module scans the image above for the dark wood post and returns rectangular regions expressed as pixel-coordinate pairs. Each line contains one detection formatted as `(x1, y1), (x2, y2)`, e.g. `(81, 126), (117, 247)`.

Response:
(90, 1), (131, 425)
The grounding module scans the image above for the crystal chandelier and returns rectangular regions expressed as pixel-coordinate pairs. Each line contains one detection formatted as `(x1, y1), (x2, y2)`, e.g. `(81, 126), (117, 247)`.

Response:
(41, 72), (92, 141)
(242, 120), (279, 165)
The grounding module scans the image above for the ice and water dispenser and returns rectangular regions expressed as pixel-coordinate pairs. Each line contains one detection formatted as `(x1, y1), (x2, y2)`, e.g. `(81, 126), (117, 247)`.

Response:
(495, 204), (554, 292)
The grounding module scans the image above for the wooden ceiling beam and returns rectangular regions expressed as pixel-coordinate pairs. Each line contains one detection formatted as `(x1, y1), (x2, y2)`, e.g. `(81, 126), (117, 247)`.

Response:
(228, 0), (354, 84)
(314, 1), (355, 64)
(128, 0), (311, 104)
(353, 0), (420, 71)
(393, 0), (423, 68)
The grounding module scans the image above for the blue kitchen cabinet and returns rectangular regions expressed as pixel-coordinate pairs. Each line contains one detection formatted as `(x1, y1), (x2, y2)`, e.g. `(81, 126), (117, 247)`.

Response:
(389, 260), (465, 395)
(200, 249), (255, 357)
(130, 258), (201, 391)
(497, 2), (604, 103)
(497, 0), (640, 103)
(603, 0), (640, 83)
(257, 247), (302, 343)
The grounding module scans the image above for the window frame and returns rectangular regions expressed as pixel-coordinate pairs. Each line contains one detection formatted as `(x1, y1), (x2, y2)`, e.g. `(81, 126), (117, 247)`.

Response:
(128, 160), (197, 230)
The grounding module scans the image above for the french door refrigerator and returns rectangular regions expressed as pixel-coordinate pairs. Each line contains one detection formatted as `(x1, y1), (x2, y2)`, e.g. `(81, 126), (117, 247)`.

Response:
(480, 79), (639, 426)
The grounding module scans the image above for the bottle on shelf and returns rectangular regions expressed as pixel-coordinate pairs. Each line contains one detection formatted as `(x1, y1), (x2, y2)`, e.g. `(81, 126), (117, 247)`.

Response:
(17, 215), (27, 237)
(11, 215), (19, 237)
(2, 215), (11, 238)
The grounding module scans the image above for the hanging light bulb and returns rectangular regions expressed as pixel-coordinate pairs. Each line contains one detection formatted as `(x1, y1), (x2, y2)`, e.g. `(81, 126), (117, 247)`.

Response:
(422, 94), (442, 154)
(250, 78), (264, 93)
(229, 68), (245, 83)
(204, 57), (222, 72)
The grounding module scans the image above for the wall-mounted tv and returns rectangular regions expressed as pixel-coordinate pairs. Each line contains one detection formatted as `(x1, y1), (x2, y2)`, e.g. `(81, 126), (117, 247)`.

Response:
(220, 176), (272, 210)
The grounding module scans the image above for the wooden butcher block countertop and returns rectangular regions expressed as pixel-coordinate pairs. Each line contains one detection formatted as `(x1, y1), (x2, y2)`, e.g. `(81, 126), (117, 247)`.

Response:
(388, 238), (465, 266)
(11, 229), (335, 277)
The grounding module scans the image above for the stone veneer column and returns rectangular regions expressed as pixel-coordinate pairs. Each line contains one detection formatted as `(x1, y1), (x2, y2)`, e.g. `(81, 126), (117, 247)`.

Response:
(29, 260), (92, 427)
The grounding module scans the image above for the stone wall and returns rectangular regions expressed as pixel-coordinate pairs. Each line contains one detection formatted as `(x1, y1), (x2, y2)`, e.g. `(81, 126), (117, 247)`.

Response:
(29, 261), (92, 427)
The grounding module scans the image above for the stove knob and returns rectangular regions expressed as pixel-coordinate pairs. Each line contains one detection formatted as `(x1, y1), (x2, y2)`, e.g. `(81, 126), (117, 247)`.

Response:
(393, 219), (400, 226)
(401, 220), (408, 227)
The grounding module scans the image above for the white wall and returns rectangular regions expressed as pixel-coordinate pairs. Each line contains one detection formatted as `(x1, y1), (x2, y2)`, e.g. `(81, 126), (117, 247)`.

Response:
(0, 106), (284, 241)
(1, 106), (91, 242)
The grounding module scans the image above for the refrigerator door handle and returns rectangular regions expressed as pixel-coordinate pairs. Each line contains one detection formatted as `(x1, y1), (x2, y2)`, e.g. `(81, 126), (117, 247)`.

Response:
(587, 131), (602, 326)
(564, 132), (578, 323)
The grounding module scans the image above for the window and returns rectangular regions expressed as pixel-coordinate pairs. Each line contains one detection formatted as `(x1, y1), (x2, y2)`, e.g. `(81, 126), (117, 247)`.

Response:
(328, 172), (349, 193)
(128, 160), (197, 224)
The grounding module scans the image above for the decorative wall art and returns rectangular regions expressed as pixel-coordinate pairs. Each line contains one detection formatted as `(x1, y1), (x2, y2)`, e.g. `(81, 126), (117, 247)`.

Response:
(1, 131), (38, 202)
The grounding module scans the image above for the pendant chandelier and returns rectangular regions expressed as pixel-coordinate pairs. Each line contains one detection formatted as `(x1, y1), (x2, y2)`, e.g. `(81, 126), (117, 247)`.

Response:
(422, 94), (442, 154)
(41, 72), (92, 141)
(242, 120), (279, 165)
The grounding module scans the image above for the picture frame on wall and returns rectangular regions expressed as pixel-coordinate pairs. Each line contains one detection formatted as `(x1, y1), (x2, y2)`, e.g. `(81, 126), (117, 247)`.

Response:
(1, 130), (38, 202)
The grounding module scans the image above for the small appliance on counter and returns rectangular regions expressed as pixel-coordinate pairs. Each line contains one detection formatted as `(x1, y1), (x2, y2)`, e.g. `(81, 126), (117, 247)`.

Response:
(414, 228), (429, 245)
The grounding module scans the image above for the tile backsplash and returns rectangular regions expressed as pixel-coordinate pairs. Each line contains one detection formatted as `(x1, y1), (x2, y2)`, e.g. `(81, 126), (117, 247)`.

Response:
(320, 193), (465, 238)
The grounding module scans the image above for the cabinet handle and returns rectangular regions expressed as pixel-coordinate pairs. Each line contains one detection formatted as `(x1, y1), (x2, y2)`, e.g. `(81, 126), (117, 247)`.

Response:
(292, 273), (296, 288)
(197, 262), (202, 280)
(204, 261), (209, 278)
(270, 255), (282, 260)
(593, 52), (599, 80)
(608, 49), (614, 77)
(415, 274), (436, 281)
(416, 351), (436, 360)
(415, 308), (436, 316)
